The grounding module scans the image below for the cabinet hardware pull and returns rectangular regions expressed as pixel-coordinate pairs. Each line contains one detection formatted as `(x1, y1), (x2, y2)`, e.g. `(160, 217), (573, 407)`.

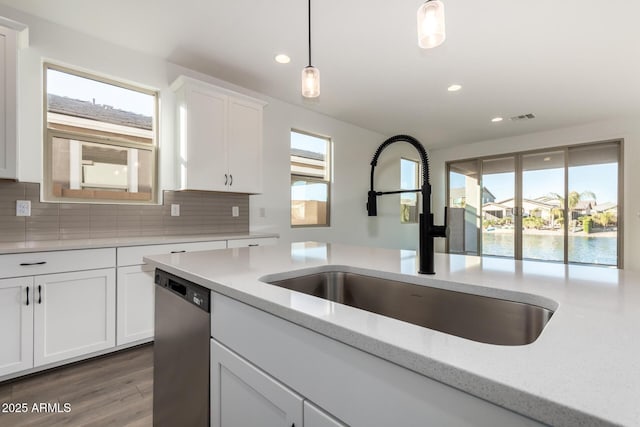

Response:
(248, 244), (259, 247)
(229, 174), (233, 186)
(20, 261), (46, 266)
(26, 286), (30, 306)
(171, 250), (186, 254)
(38, 285), (42, 304)
(224, 174), (228, 185)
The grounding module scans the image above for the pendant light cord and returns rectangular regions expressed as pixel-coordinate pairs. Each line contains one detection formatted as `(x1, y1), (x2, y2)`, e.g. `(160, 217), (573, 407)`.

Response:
(308, 0), (312, 67)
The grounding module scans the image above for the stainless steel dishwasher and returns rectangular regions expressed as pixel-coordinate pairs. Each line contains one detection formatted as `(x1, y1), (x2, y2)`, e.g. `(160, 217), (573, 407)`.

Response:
(153, 269), (210, 427)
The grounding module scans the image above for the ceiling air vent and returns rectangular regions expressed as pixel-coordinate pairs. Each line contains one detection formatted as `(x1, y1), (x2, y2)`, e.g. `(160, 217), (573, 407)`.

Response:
(510, 113), (536, 121)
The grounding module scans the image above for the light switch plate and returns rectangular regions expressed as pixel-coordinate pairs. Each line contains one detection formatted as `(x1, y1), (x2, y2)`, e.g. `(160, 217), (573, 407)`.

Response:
(171, 204), (180, 216)
(232, 206), (239, 217)
(16, 200), (31, 217)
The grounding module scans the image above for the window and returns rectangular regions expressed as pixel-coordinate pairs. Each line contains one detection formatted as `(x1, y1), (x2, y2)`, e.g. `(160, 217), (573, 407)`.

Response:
(44, 64), (158, 203)
(290, 130), (331, 227)
(446, 140), (622, 267)
(400, 158), (419, 223)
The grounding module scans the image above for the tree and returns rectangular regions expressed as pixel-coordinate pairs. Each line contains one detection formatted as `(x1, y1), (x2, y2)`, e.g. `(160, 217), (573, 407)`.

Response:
(548, 191), (597, 231)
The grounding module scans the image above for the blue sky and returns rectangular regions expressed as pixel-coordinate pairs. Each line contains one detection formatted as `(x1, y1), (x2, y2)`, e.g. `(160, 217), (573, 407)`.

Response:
(452, 163), (618, 204)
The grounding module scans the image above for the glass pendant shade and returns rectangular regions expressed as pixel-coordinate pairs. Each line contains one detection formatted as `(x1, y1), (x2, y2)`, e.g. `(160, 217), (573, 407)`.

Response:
(417, 0), (446, 49)
(302, 66), (320, 98)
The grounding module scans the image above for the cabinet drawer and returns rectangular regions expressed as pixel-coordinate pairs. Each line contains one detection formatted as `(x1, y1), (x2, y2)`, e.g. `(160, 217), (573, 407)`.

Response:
(227, 237), (278, 248)
(0, 248), (116, 279)
(117, 240), (227, 266)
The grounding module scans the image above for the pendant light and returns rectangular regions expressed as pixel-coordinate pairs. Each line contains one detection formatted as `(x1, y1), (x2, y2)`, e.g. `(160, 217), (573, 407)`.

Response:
(302, 0), (320, 98)
(417, 0), (446, 49)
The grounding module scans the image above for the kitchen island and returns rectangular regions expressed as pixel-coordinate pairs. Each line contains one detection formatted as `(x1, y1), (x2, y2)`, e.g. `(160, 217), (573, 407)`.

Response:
(144, 242), (639, 427)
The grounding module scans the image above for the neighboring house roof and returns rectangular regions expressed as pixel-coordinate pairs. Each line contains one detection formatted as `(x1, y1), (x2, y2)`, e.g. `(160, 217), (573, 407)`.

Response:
(48, 94), (152, 130)
(482, 186), (496, 201)
(483, 202), (511, 210)
(290, 148), (325, 161)
(573, 201), (593, 211)
(592, 202), (617, 212)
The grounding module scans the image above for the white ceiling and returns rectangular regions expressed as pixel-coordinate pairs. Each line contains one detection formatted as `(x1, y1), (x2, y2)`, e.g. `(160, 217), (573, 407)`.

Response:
(2, 0), (639, 149)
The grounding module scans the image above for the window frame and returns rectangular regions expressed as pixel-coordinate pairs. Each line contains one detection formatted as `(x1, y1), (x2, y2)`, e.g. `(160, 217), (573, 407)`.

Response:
(290, 129), (332, 228)
(42, 62), (159, 204)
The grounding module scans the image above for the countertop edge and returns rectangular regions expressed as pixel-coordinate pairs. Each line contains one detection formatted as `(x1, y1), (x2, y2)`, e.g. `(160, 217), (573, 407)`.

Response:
(0, 233), (279, 254)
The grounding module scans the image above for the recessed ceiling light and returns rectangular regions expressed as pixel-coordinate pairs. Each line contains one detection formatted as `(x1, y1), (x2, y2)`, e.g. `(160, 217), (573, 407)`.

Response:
(275, 54), (291, 64)
(491, 117), (503, 123)
(447, 84), (462, 92)
(543, 157), (551, 162)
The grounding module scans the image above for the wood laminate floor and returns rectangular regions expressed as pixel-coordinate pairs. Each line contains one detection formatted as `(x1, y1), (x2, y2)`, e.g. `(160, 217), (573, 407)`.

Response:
(0, 344), (153, 427)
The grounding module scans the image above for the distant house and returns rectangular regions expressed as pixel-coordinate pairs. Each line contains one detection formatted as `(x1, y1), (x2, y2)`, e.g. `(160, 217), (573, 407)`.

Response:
(483, 201), (512, 220)
(572, 201), (594, 219)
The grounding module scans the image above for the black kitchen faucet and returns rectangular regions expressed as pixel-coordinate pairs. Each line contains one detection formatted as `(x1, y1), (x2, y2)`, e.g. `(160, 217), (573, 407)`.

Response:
(367, 135), (448, 274)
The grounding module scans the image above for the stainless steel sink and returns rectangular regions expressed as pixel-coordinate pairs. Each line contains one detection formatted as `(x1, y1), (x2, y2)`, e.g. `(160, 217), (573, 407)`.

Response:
(265, 271), (553, 346)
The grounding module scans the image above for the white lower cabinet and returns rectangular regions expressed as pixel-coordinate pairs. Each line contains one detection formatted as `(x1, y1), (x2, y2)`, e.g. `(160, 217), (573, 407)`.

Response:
(0, 277), (34, 377)
(116, 264), (155, 345)
(211, 339), (304, 427)
(33, 268), (116, 367)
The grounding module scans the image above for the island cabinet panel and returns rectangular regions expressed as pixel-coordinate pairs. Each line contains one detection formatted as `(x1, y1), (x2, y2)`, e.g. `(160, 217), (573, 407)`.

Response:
(33, 268), (116, 367)
(212, 292), (545, 427)
(211, 339), (303, 427)
(116, 264), (154, 345)
(171, 75), (266, 194)
(0, 277), (34, 377)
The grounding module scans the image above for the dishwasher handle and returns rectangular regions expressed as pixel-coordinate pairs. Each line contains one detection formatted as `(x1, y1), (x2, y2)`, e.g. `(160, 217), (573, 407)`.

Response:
(169, 280), (187, 296)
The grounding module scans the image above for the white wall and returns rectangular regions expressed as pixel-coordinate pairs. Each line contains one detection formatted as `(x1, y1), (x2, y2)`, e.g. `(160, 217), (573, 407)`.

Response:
(1, 5), (426, 250)
(430, 117), (640, 271)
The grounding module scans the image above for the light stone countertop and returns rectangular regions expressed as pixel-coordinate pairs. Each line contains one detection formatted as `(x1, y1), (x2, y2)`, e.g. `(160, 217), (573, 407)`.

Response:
(144, 241), (639, 427)
(0, 233), (279, 255)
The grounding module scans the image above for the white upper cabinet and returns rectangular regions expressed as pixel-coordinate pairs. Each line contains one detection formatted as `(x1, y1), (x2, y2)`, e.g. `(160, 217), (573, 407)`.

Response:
(171, 76), (266, 194)
(0, 25), (17, 179)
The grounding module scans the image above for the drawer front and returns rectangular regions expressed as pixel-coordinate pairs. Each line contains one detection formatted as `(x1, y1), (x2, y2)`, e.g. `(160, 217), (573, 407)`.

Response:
(0, 248), (116, 279)
(227, 237), (278, 248)
(117, 240), (227, 266)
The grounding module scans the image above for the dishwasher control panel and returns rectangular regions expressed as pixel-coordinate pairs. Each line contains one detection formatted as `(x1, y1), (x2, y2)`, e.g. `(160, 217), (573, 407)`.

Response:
(155, 269), (211, 312)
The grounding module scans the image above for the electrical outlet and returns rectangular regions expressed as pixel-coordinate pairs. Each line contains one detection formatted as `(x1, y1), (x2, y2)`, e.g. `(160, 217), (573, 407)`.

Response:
(171, 204), (180, 216)
(232, 206), (239, 217)
(16, 200), (31, 217)
(259, 207), (266, 218)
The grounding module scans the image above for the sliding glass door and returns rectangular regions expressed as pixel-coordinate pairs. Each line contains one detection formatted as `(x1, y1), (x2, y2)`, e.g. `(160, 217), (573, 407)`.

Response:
(446, 141), (622, 267)
(521, 151), (565, 262)
(481, 157), (515, 258)
(567, 143), (620, 265)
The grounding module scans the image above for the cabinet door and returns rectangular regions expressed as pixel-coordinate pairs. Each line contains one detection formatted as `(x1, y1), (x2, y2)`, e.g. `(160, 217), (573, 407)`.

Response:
(211, 339), (303, 427)
(227, 97), (263, 194)
(184, 87), (228, 191)
(0, 26), (17, 179)
(34, 268), (116, 366)
(116, 265), (154, 345)
(0, 277), (34, 377)
(304, 401), (348, 427)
